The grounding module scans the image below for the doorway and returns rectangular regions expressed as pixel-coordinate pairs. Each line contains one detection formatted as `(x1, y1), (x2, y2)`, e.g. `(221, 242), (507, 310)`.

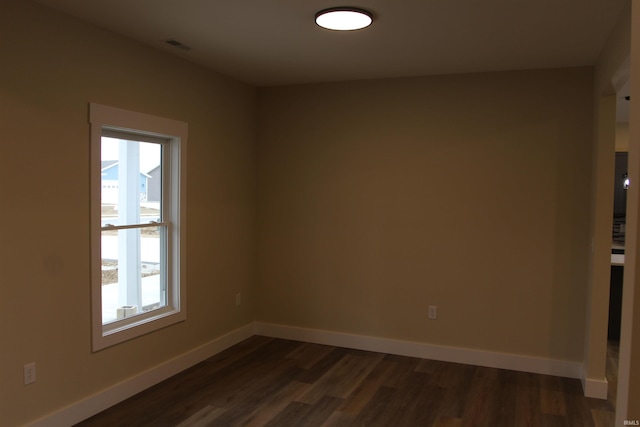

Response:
(604, 83), (631, 418)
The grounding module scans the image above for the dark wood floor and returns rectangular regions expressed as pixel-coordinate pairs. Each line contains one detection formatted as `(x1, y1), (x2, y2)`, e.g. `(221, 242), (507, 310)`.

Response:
(75, 337), (618, 427)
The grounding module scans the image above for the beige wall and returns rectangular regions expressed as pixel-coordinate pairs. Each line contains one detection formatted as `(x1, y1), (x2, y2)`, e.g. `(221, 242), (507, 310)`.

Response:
(0, 1), (256, 425)
(256, 69), (593, 361)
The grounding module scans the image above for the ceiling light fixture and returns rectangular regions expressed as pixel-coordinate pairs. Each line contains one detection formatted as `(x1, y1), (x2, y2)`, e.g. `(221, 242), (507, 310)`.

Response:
(315, 7), (373, 31)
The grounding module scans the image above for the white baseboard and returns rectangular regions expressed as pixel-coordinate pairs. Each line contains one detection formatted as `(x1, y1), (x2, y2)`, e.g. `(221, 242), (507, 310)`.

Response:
(254, 322), (583, 380)
(582, 375), (609, 399)
(27, 323), (255, 427)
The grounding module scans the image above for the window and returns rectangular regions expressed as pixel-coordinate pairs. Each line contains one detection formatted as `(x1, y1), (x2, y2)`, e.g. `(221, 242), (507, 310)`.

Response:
(90, 103), (187, 351)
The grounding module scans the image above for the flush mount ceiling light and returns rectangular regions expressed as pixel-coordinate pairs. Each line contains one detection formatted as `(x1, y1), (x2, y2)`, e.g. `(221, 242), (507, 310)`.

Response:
(315, 7), (373, 31)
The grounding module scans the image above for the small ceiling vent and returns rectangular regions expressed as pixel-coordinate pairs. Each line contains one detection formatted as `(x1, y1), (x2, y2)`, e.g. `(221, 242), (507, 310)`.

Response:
(163, 39), (192, 51)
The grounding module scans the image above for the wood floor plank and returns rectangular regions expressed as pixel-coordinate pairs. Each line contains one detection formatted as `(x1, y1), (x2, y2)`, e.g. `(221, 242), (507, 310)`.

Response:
(539, 413), (571, 427)
(202, 335), (275, 373)
(592, 408), (615, 427)
(202, 358), (301, 410)
(263, 402), (310, 427)
(460, 367), (498, 425)
(264, 396), (344, 427)
(286, 342), (337, 369)
(415, 357), (444, 374)
(380, 354), (421, 388)
(486, 370), (518, 426)
(296, 353), (384, 404)
(437, 385), (471, 420)
(430, 361), (476, 389)
(353, 371), (443, 427)
(433, 415), (464, 427)
(175, 405), (225, 427)
(515, 382), (543, 427)
(336, 358), (397, 415)
(391, 380), (444, 427)
(318, 410), (356, 427)
(238, 381), (310, 427)
(539, 375), (568, 416)
(204, 361), (308, 422)
(560, 378), (596, 427)
(294, 346), (351, 384)
(351, 386), (403, 426)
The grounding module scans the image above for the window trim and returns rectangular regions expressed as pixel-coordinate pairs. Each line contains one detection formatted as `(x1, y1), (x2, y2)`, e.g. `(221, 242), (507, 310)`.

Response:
(90, 103), (187, 351)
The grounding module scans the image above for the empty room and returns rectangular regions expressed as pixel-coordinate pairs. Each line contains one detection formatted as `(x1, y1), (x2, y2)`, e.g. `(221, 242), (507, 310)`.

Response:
(1, 0), (640, 426)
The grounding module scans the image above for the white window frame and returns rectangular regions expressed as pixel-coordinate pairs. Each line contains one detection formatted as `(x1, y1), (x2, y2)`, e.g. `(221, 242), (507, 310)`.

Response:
(90, 103), (187, 351)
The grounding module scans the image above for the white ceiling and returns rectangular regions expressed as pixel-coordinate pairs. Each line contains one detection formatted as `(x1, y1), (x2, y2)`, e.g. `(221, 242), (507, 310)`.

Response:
(34, 0), (627, 88)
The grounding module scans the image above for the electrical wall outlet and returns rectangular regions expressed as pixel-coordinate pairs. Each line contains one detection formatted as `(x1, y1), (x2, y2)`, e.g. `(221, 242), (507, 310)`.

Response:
(24, 363), (36, 385)
(235, 293), (242, 307)
(428, 305), (437, 320)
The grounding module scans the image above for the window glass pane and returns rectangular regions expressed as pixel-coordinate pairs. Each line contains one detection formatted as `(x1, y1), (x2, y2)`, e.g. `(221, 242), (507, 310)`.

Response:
(101, 226), (166, 325)
(101, 137), (162, 226)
